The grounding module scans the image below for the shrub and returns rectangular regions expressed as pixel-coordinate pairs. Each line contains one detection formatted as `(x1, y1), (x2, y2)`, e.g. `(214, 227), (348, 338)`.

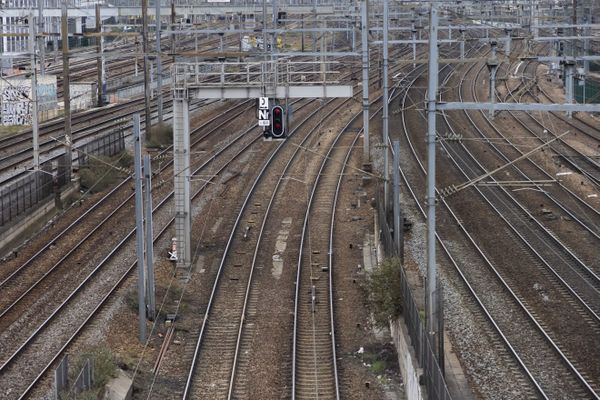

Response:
(365, 257), (403, 328)
(79, 152), (130, 193)
(76, 346), (117, 388)
(146, 123), (172, 148)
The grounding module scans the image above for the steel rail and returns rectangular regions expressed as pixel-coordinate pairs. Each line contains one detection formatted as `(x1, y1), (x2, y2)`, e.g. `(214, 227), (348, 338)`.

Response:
(0, 94), (209, 186)
(514, 61), (600, 187)
(0, 102), (255, 324)
(11, 99), (276, 400)
(431, 46), (600, 398)
(291, 104), (367, 400)
(0, 100), (260, 369)
(182, 45), (414, 398)
(458, 56), (600, 314)
(495, 59), (600, 237)
(182, 96), (343, 399)
(227, 94), (356, 399)
(399, 44), (551, 399)
(0, 35), (240, 183)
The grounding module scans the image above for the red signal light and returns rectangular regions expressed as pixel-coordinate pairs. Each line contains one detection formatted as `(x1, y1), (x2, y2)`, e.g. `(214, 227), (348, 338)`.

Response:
(271, 105), (285, 138)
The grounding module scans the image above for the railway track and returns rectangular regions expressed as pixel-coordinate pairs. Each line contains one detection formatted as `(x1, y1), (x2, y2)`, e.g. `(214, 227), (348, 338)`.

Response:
(0, 34), (239, 186)
(178, 44), (419, 399)
(291, 99), (365, 400)
(397, 40), (600, 398)
(0, 95), (265, 399)
(500, 55), (600, 188)
(0, 55), (351, 397)
(181, 93), (351, 399)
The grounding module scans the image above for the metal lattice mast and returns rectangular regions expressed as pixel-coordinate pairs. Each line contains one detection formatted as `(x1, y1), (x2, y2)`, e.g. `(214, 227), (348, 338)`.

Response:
(382, 0), (390, 211)
(29, 11), (39, 170)
(173, 90), (191, 268)
(156, 0), (163, 123)
(361, 0), (370, 163)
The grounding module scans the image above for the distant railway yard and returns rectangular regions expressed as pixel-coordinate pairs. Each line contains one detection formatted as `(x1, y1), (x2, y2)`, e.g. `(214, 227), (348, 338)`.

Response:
(0, 1), (599, 399)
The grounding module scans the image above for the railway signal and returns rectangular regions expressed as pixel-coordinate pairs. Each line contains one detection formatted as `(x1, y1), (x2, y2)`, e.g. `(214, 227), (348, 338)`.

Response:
(271, 105), (285, 139)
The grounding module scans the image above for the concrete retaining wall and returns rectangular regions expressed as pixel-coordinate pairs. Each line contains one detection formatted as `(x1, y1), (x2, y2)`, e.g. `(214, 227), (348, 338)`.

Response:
(390, 318), (425, 400)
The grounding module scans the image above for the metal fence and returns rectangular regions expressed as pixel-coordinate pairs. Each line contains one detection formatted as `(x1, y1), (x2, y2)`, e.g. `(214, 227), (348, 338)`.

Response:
(0, 128), (123, 232)
(0, 164), (54, 230)
(77, 128), (125, 167)
(55, 356), (95, 399)
(376, 188), (452, 400)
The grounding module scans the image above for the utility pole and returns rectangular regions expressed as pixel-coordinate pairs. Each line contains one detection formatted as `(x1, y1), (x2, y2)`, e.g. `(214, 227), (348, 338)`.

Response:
(144, 155), (156, 321)
(487, 41), (499, 118)
(142, 0), (152, 141)
(155, 0), (163, 123)
(361, 0), (369, 164)
(426, 0), (439, 356)
(29, 11), (39, 170)
(61, 1), (72, 177)
(382, 0), (389, 211)
(96, 4), (104, 107)
(133, 114), (146, 343)
(570, 0), (578, 56)
(37, 0), (45, 75)
(393, 140), (402, 260)
(301, 14), (304, 52)
(171, 1), (176, 64)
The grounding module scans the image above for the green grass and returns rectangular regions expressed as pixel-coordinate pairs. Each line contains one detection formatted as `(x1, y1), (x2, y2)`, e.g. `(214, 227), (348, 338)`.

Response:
(370, 360), (386, 374)
(0, 125), (27, 137)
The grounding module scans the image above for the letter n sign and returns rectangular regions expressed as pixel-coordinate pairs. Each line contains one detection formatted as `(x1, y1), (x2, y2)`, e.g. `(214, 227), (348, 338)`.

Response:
(258, 97), (270, 127)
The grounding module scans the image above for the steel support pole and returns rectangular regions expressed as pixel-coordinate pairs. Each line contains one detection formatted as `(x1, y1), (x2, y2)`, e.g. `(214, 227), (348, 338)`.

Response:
(171, 1), (176, 63)
(155, 0), (163, 123)
(61, 1), (72, 176)
(37, 0), (45, 75)
(412, 27), (417, 68)
(301, 14), (305, 52)
(383, 0), (389, 211)
(312, 0), (317, 52)
(133, 114), (146, 343)
(583, 14), (590, 76)
(351, 19), (355, 52)
(426, 1), (439, 348)
(488, 62), (497, 118)
(488, 41), (498, 119)
(142, 0), (152, 140)
(29, 12), (39, 170)
(173, 95), (191, 268)
(361, 0), (370, 163)
(96, 5), (104, 107)
(564, 61), (575, 118)
(144, 155), (155, 320)
(393, 140), (401, 256)
(272, 0), (278, 51)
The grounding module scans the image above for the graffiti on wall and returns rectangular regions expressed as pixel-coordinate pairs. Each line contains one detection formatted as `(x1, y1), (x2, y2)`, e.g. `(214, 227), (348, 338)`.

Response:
(37, 82), (57, 112)
(0, 76), (57, 126)
(1, 84), (31, 126)
(71, 82), (96, 111)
